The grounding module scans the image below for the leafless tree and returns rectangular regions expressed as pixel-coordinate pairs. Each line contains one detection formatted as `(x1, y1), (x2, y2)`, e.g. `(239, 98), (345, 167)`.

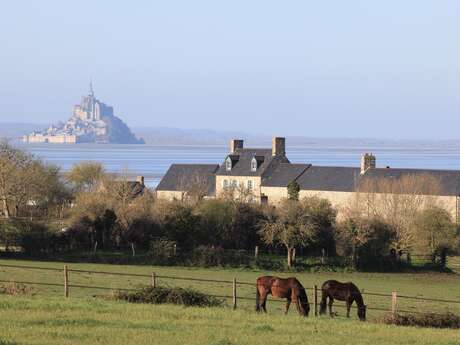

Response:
(349, 174), (445, 251)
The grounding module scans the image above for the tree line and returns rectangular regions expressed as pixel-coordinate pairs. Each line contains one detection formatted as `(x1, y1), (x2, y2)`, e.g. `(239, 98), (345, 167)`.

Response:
(0, 140), (459, 269)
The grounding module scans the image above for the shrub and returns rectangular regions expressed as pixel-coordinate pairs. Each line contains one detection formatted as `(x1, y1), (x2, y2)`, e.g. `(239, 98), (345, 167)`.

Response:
(18, 222), (56, 254)
(381, 312), (460, 329)
(0, 282), (34, 296)
(189, 246), (251, 267)
(109, 286), (223, 307)
(151, 238), (176, 259)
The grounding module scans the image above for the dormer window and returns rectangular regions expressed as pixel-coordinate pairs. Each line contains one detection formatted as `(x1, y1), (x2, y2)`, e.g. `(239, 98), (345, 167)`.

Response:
(226, 157), (232, 171)
(251, 157), (257, 172)
(251, 155), (264, 172)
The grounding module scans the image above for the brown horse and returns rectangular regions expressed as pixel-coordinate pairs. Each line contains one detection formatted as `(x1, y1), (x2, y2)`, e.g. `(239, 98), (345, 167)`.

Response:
(256, 276), (310, 316)
(319, 280), (366, 321)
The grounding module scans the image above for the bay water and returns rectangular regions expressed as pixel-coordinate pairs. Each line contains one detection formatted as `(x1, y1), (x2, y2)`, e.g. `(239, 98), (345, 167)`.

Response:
(18, 143), (460, 188)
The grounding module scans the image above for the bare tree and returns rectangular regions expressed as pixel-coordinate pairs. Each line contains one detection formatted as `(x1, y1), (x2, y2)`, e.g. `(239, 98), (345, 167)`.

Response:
(351, 174), (445, 251)
(176, 172), (211, 203)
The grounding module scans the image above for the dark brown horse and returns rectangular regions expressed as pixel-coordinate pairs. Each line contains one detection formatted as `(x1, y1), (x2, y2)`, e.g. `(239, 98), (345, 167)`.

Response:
(256, 276), (310, 316)
(319, 280), (366, 321)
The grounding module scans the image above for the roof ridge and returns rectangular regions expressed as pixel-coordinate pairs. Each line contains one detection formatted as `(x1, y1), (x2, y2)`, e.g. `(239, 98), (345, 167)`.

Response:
(293, 164), (311, 182)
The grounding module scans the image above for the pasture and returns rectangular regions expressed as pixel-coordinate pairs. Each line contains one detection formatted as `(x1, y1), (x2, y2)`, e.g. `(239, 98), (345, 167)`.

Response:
(0, 296), (460, 345)
(0, 259), (459, 319)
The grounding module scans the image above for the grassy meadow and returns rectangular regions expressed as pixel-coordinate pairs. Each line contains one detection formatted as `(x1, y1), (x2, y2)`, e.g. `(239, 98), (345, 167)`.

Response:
(0, 295), (459, 345)
(0, 259), (459, 319)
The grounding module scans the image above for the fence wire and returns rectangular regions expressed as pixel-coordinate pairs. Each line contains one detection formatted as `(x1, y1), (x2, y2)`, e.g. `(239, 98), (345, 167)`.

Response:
(0, 263), (459, 319)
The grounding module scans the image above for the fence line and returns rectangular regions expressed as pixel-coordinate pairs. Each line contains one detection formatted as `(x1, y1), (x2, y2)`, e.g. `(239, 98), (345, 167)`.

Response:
(0, 263), (459, 314)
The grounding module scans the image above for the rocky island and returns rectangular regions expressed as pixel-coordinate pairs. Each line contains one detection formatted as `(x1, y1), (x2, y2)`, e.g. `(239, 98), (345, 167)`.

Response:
(22, 84), (144, 144)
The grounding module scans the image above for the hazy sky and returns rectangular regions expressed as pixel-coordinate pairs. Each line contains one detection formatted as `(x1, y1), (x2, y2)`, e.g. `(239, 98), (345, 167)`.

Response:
(1, 1), (459, 139)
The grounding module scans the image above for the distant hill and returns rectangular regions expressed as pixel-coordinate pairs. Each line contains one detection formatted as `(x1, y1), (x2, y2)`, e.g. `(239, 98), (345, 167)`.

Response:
(0, 123), (47, 141)
(3, 122), (460, 148)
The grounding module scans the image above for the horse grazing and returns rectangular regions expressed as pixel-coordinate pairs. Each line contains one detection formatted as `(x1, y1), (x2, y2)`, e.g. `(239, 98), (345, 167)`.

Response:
(256, 276), (310, 316)
(319, 280), (366, 321)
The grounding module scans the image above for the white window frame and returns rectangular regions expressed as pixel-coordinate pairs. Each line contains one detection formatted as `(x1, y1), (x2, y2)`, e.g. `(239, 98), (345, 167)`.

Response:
(226, 157), (232, 171)
(222, 179), (229, 188)
(231, 180), (238, 188)
(247, 179), (253, 190)
(251, 157), (257, 172)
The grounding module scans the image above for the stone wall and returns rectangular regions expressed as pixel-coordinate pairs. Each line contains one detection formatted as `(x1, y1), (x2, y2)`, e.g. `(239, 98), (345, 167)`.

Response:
(155, 190), (185, 201)
(215, 175), (261, 198)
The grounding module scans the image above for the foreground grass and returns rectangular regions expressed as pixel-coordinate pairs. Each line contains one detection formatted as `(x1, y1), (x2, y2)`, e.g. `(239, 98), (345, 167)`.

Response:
(0, 258), (459, 318)
(0, 295), (459, 345)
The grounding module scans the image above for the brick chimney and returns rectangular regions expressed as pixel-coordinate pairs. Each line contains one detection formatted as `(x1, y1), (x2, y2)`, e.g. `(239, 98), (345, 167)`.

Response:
(230, 139), (244, 153)
(360, 153), (376, 174)
(272, 137), (286, 156)
(136, 176), (145, 186)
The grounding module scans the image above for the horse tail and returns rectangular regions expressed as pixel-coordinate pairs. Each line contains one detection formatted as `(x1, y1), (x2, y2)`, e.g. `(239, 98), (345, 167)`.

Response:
(255, 284), (261, 312)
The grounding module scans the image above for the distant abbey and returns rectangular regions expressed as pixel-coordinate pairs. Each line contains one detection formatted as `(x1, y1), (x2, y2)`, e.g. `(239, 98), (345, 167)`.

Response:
(22, 84), (144, 144)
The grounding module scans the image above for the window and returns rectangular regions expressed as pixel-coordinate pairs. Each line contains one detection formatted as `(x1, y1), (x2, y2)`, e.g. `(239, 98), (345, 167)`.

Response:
(231, 180), (238, 188)
(226, 157), (232, 171)
(247, 179), (253, 190)
(251, 157), (257, 172)
(222, 179), (229, 188)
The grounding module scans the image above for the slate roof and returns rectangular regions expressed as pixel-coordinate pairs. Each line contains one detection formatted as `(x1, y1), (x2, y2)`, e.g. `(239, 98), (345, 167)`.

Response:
(127, 181), (146, 198)
(156, 164), (219, 195)
(215, 148), (289, 176)
(361, 168), (460, 196)
(262, 163), (310, 187)
(296, 166), (361, 192)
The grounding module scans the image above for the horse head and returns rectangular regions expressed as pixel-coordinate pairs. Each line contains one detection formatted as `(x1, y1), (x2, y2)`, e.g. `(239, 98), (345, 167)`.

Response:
(298, 288), (310, 317)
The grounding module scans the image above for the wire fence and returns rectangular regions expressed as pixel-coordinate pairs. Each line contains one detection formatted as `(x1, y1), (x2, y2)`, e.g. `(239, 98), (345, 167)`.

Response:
(0, 263), (459, 320)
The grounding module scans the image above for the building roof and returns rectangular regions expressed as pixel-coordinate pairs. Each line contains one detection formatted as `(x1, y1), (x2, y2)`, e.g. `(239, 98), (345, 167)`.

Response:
(262, 163), (310, 187)
(361, 167), (460, 196)
(215, 148), (289, 177)
(296, 166), (361, 192)
(156, 164), (219, 195)
(127, 181), (146, 198)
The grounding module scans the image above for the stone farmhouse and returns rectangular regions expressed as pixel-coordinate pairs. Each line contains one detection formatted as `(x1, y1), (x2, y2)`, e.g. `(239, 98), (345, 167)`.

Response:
(156, 137), (460, 220)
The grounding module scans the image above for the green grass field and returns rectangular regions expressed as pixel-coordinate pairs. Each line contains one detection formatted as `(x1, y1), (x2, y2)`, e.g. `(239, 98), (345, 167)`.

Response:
(0, 258), (459, 319)
(0, 295), (459, 345)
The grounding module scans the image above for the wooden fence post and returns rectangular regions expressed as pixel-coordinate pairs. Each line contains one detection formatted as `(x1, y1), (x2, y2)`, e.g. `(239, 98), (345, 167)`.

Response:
(64, 265), (69, 298)
(254, 246), (259, 259)
(391, 291), (397, 317)
(151, 272), (156, 288)
(232, 277), (237, 310)
(314, 285), (318, 316)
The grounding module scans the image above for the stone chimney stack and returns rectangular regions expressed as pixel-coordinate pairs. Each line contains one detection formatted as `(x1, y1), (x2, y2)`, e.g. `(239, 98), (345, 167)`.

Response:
(136, 176), (145, 186)
(272, 137), (286, 156)
(360, 153), (376, 174)
(230, 139), (244, 153)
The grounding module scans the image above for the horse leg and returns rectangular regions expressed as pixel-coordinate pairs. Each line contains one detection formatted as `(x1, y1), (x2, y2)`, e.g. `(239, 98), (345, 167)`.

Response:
(285, 297), (291, 315)
(319, 293), (328, 315)
(346, 298), (352, 318)
(256, 287), (261, 312)
(328, 298), (334, 317)
(261, 291), (268, 313)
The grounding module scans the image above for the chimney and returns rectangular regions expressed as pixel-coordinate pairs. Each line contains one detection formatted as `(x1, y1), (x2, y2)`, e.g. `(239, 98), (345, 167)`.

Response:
(136, 176), (145, 186)
(272, 137), (286, 156)
(360, 153), (376, 174)
(230, 139), (244, 153)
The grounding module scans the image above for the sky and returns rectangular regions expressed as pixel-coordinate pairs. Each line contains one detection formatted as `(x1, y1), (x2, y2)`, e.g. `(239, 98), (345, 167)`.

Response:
(0, 1), (459, 140)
